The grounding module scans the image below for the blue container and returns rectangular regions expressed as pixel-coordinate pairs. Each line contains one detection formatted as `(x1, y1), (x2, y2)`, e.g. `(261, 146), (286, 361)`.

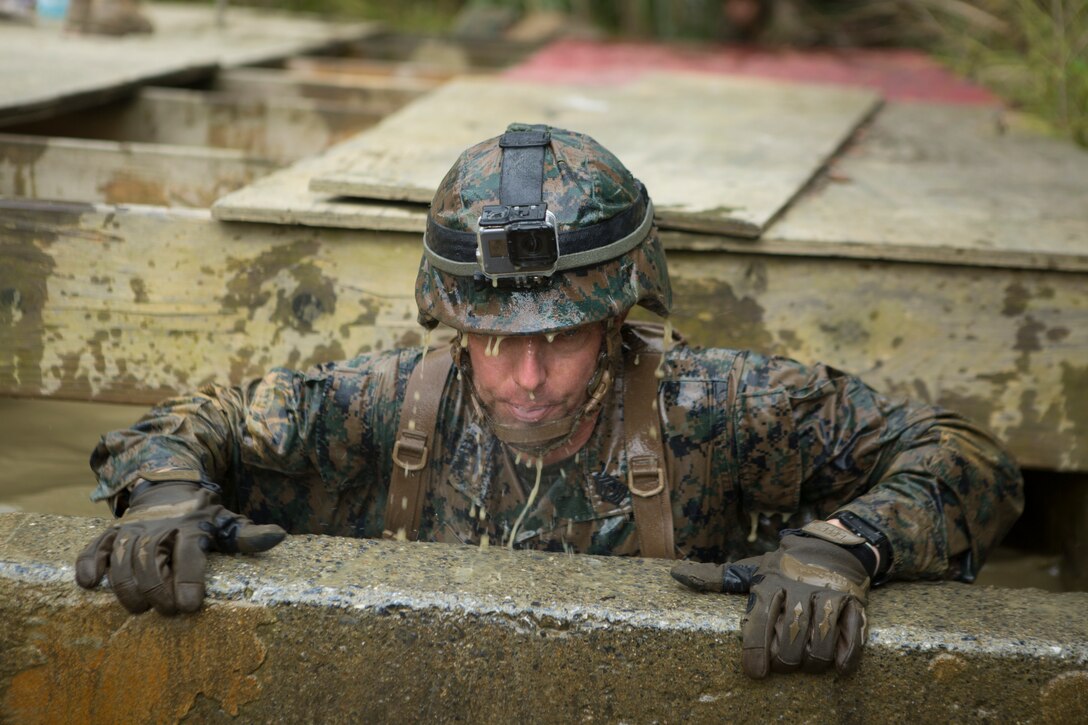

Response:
(37, 0), (70, 21)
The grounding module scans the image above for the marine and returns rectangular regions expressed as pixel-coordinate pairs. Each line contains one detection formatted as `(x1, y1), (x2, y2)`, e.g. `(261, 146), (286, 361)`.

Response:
(76, 124), (1024, 679)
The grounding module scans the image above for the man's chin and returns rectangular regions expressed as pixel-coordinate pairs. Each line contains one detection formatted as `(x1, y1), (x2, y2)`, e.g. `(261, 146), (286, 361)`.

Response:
(487, 401), (565, 426)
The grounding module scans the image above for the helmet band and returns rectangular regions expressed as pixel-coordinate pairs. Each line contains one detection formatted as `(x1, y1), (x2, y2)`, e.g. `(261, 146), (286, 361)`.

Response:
(424, 192), (654, 277)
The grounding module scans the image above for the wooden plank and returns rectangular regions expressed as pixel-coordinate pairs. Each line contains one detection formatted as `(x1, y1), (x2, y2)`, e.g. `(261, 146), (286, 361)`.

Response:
(764, 103), (1088, 272)
(304, 73), (880, 237)
(211, 152), (426, 231)
(135, 4), (382, 67)
(286, 56), (483, 84)
(0, 133), (280, 207)
(3, 200), (1085, 471)
(213, 68), (432, 117)
(4, 88), (382, 164)
(215, 97), (1088, 273)
(0, 3), (381, 126)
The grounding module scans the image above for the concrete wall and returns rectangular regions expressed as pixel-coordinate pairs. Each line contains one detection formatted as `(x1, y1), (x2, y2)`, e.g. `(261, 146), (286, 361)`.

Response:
(2, 512), (1086, 723)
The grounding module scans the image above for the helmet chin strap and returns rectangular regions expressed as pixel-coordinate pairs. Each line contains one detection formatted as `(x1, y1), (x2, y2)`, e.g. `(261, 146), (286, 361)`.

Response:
(452, 321), (621, 459)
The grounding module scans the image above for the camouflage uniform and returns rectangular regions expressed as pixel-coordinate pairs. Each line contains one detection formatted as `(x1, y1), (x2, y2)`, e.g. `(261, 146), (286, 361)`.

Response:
(89, 321), (1023, 581)
(88, 124), (1023, 582)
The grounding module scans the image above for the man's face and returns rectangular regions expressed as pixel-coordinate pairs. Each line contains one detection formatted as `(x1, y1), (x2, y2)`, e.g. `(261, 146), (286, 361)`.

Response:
(465, 324), (604, 428)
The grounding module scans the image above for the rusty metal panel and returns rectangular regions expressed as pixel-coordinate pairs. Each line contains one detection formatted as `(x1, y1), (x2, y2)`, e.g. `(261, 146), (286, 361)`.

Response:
(0, 134), (279, 207)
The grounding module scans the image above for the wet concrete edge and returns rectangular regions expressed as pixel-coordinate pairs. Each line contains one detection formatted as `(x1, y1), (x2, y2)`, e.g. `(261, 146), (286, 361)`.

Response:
(2, 512), (1087, 722)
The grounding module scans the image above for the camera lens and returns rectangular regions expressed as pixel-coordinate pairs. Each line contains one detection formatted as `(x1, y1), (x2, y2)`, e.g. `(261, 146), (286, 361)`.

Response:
(509, 228), (556, 270)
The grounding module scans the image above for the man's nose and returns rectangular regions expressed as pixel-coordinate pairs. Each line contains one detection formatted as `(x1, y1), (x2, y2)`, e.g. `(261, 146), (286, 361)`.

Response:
(511, 337), (546, 392)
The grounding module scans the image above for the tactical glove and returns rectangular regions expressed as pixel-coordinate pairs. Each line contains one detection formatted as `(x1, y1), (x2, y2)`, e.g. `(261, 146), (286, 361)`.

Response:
(75, 475), (285, 615)
(670, 520), (873, 679)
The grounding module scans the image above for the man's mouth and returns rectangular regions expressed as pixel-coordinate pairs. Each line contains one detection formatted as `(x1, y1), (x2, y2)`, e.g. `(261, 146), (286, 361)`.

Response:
(500, 401), (559, 424)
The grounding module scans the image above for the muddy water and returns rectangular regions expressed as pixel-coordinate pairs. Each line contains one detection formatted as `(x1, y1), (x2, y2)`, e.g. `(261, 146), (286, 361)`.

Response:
(0, 396), (142, 517)
(0, 396), (1072, 591)
(973, 549), (1065, 592)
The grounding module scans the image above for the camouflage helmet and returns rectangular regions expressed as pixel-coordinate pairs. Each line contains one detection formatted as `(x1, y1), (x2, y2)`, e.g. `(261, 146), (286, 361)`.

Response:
(416, 124), (671, 336)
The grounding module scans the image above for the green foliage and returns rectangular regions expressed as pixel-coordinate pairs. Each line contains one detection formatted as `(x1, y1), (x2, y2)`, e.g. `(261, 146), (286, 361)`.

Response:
(231, 0), (465, 32)
(220, 1), (1086, 147)
(932, 0), (1088, 147)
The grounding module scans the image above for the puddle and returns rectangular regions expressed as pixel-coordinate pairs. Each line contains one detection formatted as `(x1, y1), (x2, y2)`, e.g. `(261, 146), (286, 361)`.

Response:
(973, 548), (1066, 592)
(0, 396), (141, 517)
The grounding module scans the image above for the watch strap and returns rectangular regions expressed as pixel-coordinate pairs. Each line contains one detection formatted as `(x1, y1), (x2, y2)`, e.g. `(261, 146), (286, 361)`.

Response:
(833, 510), (894, 583)
(779, 519), (880, 580)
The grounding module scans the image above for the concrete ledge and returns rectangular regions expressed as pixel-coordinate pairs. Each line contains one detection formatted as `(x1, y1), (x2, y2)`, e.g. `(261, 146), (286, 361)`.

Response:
(2, 513), (1086, 723)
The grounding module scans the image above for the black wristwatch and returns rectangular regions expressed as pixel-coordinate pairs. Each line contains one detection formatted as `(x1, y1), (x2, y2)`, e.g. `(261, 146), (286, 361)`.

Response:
(831, 511), (893, 583)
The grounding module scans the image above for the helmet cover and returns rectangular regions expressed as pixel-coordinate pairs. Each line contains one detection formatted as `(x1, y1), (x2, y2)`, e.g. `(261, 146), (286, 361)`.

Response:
(416, 124), (671, 336)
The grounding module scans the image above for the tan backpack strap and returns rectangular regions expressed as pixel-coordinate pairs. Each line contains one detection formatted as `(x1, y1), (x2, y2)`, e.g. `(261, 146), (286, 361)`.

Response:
(624, 351), (675, 559)
(382, 348), (453, 542)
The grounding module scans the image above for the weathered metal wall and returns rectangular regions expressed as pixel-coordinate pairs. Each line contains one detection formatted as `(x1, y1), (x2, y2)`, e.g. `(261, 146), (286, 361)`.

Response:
(659, 250), (1088, 472)
(1, 200), (1084, 471)
(211, 67), (434, 117)
(5, 88), (381, 164)
(0, 201), (423, 404)
(0, 133), (280, 208)
(2, 513), (1086, 723)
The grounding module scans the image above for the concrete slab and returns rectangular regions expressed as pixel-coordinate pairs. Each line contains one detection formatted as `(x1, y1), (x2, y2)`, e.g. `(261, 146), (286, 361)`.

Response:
(212, 67), (434, 117)
(0, 3), (381, 126)
(2, 512), (1086, 722)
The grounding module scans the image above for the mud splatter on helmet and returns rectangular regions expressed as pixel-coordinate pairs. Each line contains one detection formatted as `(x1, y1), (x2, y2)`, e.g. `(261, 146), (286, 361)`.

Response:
(415, 124), (672, 456)
(416, 124), (671, 336)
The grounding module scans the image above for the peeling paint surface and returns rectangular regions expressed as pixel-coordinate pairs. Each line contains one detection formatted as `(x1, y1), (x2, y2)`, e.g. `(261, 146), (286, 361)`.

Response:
(654, 251), (1088, 471)
(1, 201), (1085, 471)
(1, 202), (421, 404)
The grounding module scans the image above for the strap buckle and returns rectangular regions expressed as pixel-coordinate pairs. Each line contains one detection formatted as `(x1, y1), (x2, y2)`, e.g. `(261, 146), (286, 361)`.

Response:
(392, 430), (429, 472)
(499, 128), (550, 148)
(627, 455), (665, 498)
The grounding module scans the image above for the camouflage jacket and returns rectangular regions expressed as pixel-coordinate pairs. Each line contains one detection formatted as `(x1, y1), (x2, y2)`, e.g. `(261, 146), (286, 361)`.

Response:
(90, 324), (1024, 581)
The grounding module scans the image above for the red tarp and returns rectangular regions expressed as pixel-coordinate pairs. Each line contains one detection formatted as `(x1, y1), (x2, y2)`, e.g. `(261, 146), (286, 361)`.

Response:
(505, 39), (998, 105)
